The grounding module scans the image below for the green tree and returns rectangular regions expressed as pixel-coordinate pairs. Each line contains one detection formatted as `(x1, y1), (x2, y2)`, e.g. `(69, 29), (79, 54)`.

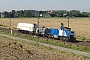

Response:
(12, 10), (15, 14)
(82, 12), (89, 17)
(16, 11), (21, 17)
(53, 10), (67, 17)
(3, 11), (9, 18)
(70, 10), (81, 17)
(9, 12), (14, 18)
(20, 10), (24, 17)
(23, 10), (33, 17)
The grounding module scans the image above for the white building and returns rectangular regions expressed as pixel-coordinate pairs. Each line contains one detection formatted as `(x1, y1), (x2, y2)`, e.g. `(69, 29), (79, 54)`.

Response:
(0, 12), (4, 18)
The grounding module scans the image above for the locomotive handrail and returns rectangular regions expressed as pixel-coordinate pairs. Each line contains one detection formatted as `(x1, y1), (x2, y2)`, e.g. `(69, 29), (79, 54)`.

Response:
(64, 27), (71, 30)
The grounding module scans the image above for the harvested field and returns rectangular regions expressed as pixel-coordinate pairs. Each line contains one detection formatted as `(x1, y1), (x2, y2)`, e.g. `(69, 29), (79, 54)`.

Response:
(0, 18), (90, 40)
(0, 36), (89, 60)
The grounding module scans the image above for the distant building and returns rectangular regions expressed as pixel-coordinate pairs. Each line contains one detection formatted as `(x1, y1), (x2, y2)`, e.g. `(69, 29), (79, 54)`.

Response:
(63, 13), (67, 17)
(40, 14), (43, 17)
(0, 12), (4, 18)
(0, 12), (1, 17)
(47, 11), (55, 17)
(89, 13), (90, 17)
(45, 14), (51, 18)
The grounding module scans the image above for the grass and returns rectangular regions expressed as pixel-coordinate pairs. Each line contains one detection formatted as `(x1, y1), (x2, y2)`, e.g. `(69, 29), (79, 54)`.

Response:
(32, 42), (90, 59)
(0, 31), (90, 59)
(0, 30), (90, 54)
(76, 35), (90, 42)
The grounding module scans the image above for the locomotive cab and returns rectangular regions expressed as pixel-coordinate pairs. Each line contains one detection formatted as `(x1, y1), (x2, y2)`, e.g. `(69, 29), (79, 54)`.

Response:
(59, 27), (76, 41)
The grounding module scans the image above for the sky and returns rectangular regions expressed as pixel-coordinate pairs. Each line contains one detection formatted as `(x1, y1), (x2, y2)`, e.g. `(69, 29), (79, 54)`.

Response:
(0, 0), (90, 12)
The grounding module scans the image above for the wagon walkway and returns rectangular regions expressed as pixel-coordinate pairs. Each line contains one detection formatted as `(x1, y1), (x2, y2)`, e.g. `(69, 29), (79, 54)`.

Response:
(0, 34), (90, 57)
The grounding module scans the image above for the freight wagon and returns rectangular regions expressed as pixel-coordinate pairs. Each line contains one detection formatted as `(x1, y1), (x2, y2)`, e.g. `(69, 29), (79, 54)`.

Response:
(17, 23), (38, 34)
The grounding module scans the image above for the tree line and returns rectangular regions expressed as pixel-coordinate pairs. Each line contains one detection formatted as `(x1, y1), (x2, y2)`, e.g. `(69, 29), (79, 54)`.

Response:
(0, 10), (90, 18)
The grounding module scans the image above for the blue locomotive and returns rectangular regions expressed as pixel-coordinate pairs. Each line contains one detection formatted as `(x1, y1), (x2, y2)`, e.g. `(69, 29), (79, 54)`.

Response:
(45, 28), (59, 39)
(58, 27), (76, 41)
(44, 27), (76, 41)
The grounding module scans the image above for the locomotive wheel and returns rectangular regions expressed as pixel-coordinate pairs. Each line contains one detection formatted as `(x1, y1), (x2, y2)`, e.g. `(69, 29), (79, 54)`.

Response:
(62, 37), (66, 41)
(60, 37), (69, 41)
(51, 35), (54, 39)
(60, 37), (63, 40)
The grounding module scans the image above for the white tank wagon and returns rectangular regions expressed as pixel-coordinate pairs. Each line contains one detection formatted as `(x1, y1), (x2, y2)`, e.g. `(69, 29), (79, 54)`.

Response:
(17, 23), (38, 34)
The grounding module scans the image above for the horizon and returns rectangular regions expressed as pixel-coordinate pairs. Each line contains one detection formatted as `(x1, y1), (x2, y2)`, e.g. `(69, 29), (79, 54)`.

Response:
(0, 9), (90, 13)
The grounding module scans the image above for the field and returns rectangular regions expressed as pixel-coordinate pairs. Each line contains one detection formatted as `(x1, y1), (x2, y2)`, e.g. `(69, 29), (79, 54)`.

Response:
(0, 18), (90, 40)
(0, 35), (89, 60)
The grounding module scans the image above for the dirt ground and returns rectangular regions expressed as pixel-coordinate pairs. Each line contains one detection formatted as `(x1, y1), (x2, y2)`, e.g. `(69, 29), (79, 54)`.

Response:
(0, 18), (90, 40)
(0, 35), (89, 60)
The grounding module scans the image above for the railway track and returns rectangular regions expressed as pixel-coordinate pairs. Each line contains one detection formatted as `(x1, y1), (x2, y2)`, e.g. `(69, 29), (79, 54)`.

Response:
(0, 27), (90, 48)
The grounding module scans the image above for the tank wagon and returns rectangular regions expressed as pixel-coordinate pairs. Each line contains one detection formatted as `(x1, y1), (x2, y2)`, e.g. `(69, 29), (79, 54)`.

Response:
(17, 23), (38, 34)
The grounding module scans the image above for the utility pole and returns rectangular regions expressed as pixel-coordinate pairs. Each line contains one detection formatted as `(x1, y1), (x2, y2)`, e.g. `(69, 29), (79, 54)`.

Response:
(66, 16), (69, 27)
(38, 14), (39, 29)
(9, 12), (12, 34)
(68, 17), (69, 27)
(0, 11), (2, 18)
(9, 12), (11, 29)
(37, 13), (40, 36)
